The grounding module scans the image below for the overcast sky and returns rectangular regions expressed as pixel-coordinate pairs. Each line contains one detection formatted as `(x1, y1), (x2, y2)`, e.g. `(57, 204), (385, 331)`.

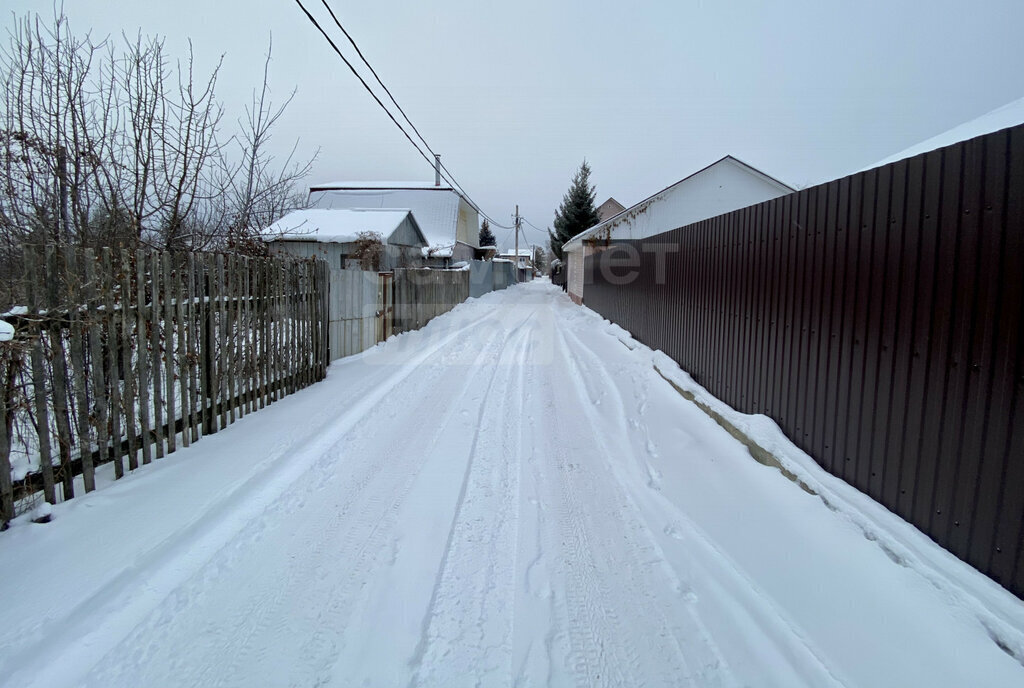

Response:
(7, 1), (1024, 249)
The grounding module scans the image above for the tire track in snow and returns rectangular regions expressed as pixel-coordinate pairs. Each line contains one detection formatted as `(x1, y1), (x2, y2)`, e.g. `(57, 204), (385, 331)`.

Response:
(557, 320), (845, 687)
(534, 320), (736, 688)
(407, 308), (537, 687)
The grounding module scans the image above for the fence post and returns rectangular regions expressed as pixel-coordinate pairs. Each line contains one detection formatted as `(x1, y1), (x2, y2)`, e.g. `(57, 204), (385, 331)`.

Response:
(25, 247), (55, 504)
(136, 250), (152, 465)
(150, 250), (164, 458)
(65, 248), (92, 487)
(0, 356), (11, 524)
(120, 250), (139, 470)
(178, 253), (192, 447)
(162, 252), (176, 453)
(201, 254), (215, 434)
(102, 248), (123, 476)
(45, 245), (75, 499)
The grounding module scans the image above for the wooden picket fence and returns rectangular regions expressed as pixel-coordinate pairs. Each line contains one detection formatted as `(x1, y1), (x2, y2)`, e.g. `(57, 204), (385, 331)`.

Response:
(0, 246), (329, 522)
(393, 268), (471, 335)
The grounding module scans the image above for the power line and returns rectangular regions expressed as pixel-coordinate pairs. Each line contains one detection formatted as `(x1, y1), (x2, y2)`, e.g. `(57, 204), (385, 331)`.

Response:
(292, 2), (438, 181)
(297, 0), (514, 229)
(521, 217), (550, 234)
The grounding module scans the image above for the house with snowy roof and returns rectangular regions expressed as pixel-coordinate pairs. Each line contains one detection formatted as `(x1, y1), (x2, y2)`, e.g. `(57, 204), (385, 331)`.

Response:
(265, 208), (428, 270)
(497, 248), (535, 282)
(306, 181), (482, 268)
(562, 155), (794, 305)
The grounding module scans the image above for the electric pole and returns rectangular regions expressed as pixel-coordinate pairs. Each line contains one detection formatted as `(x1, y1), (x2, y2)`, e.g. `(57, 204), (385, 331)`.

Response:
(514, 204), (520, 283)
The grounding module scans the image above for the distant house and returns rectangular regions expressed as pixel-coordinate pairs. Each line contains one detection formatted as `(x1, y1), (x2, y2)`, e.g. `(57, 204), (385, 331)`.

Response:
(497, 248), (534, 282)
(596, 197), (626, 222)
(562, 155), (794, 305)
(306, 181), (485, 268)
(265, 208), (427, 270)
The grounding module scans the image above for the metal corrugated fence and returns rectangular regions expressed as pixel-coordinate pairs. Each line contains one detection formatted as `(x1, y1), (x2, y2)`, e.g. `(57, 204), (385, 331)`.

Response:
(584, 123), (1024, 597)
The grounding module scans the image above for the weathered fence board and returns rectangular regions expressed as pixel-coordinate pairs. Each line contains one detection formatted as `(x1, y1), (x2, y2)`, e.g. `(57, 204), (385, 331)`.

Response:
(392, 269), (470, 336)
(0, 248), (328, 521)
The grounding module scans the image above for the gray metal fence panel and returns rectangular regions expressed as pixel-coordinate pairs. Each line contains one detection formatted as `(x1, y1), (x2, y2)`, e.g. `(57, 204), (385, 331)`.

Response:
(469, 260), (494, 298)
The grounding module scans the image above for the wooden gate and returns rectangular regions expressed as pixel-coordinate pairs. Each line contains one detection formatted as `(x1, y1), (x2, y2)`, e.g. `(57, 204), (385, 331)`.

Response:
(377, 272), (394, 342)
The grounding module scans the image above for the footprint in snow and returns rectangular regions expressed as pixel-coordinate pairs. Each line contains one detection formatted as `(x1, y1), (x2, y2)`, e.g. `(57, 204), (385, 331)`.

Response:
(663, 524), (686, 540)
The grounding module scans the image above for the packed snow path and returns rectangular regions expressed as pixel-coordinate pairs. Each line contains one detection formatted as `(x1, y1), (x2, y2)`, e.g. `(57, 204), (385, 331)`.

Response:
(2, 280), (1024, 688)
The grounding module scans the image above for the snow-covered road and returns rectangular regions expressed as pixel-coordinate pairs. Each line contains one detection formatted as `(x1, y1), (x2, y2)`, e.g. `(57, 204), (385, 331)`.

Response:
(2, 280), (1024, 687)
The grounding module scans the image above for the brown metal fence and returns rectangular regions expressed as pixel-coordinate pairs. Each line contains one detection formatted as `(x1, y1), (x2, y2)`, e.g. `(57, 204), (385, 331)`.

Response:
(584, 123), (1024, 597)
(0, 246), (329, 522)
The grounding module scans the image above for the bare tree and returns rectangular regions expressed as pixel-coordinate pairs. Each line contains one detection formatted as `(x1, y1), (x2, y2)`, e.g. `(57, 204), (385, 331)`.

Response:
(0, 9), (316, 307)
(224, 38), (317, 256)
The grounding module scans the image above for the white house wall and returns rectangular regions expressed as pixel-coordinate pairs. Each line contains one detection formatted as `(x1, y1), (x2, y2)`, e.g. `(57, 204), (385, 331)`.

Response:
(600, 159), (791, 244)
(456, 198), (480, 248)
(567, 247), (586, 305)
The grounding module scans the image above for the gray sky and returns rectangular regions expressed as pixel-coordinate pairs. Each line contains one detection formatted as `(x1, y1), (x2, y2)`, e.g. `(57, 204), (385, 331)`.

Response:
(7, 1), (1024, 249)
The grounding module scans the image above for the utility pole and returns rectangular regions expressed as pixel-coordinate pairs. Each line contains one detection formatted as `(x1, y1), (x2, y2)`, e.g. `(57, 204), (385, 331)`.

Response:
(514, 204), (520, 283)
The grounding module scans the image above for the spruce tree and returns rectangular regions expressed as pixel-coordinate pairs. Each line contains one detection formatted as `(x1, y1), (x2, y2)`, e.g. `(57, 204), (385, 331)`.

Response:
(478, 219), (496, 247)
(549, 160), (600, 261)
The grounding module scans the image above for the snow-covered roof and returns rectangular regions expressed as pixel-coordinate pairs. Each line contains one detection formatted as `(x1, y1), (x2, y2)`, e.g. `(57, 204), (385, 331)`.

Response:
(424, 245), (454, 259)
(861, 96), (1024, 172)
(499, 248), (533, 258)
(563, 155), (793, 253)
(0, 319), (13, 342)
(310, 181), (454, 191)
(308, 184), (462, 249)
(265, 208), (419, 244)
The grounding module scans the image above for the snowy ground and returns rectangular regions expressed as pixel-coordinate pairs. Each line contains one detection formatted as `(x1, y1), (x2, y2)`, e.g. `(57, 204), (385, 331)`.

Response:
(2, 280), (1024, 688)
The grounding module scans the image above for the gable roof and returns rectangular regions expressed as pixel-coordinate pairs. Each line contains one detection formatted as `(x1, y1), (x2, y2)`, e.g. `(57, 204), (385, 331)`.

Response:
(563, 155), (793, 252)
(597, 197), (626, 222)
(307, 182), (465, 249)
(264, 208), (426, 246)
(859, 96), (1024, 173)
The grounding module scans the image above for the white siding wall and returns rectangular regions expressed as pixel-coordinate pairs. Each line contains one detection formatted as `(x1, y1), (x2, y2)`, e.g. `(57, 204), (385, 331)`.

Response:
(456, 198), (479, 247)
(567, 247), (585, 304)
(563, 158), (792, 307)
(599, 159), (790, 243)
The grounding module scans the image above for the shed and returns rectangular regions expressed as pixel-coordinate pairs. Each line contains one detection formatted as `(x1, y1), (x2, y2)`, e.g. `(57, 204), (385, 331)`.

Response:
(306, 181), (482, 267)
(265, 208), (428, 270)
(562, 155), (794, 305)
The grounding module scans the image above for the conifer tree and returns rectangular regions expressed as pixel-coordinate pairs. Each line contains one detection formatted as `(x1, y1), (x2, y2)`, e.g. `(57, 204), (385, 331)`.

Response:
(478, 219), (496, 247)
(549, 160), (600, 261)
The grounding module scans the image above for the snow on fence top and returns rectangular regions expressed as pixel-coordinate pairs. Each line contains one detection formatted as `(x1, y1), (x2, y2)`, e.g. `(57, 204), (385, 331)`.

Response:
(862, 95), (1024, 172)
